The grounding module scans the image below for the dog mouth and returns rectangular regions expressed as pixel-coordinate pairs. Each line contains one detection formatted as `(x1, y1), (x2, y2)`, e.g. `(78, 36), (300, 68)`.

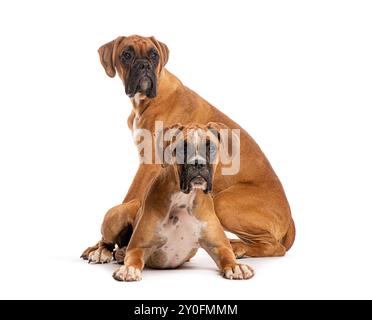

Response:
(181, 175), (211, 194)
(127, 74), (156, 98)
(190, 176), (208, 189)
(136, 76), (152, 94)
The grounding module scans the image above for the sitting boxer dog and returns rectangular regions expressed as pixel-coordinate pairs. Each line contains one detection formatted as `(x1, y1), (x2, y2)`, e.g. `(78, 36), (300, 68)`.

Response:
(112, 123), (254, 281)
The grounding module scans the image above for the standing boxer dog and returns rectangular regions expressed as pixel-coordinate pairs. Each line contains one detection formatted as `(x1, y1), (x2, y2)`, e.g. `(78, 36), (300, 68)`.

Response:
(81, 35), (295, 266)
(113, 123), (254, 281)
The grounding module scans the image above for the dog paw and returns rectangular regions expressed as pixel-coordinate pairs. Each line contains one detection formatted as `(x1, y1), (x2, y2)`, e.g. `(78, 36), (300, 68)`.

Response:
(113, 265), (142, 282)
(223, 264), (254, 280)
(80, 243), (99, 260)
(87, 247), (113, 264)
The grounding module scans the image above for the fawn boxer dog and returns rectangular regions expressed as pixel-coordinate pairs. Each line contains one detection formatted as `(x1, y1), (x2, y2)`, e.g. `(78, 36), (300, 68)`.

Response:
(81, 35), (295, 267)
(112, 123), (254, 281)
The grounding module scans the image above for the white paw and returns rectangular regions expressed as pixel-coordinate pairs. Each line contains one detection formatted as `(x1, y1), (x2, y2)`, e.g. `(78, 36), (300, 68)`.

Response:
(113, 265), (142, 282)
(223, 264), (254, 280)
(88, 248), (113, 264)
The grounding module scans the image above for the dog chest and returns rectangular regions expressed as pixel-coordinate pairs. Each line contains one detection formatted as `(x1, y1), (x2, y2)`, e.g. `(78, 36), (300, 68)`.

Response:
(148, 191), (205, 269)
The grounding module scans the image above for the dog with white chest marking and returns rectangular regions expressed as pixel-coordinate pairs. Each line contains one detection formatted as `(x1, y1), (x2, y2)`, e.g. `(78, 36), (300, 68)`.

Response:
(112, 123), (254, 281)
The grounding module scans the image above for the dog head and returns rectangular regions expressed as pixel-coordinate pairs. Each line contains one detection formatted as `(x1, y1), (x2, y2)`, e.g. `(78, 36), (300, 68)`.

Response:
(98, 35), (169, 99)
(160, 123), (239, 194)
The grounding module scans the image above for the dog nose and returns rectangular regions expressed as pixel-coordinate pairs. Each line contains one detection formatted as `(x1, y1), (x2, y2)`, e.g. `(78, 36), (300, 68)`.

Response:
(194, 160), (205, 169)
(136, 60), (151, 71)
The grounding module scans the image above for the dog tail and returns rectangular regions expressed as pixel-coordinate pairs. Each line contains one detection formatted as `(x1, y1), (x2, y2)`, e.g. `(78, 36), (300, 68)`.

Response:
(282, 217), (296, 251)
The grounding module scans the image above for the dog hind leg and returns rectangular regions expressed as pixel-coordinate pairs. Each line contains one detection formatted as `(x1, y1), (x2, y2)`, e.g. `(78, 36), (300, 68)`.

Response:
(81, 199), (139, 263)
(213, 182), (295, 258)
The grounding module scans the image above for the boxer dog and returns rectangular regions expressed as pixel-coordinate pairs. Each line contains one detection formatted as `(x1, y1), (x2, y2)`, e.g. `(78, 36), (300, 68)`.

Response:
(112, 123), (254, 281)
(81, 35), (295, 268)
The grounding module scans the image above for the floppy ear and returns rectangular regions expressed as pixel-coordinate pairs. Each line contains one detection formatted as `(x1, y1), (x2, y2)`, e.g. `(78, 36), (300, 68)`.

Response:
(156, 123), (184, 167)
(150, 36), (169, 68)
(98, 37), (125, 78)
(207, 122), (240, 160)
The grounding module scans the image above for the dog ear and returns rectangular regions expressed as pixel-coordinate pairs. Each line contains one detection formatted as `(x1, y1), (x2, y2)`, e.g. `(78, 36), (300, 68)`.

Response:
(98, 37), (125, 77)
(150, 36), (169, 68)
(207, 122), (240, 160)
(156, 123), (184, 167)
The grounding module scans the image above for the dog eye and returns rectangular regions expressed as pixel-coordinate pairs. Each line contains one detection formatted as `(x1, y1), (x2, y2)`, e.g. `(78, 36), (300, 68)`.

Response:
(121, 51), (132, 61)
(150, 51), (158, 61)
(208, 141), (217, 161)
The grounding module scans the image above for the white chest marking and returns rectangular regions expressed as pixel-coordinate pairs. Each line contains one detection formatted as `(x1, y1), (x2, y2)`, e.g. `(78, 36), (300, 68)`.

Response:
(154, 191), (205, 268)
(131, 93), (144, 143)
(132, 114), (140, 142)
(133, 92), (142, 106)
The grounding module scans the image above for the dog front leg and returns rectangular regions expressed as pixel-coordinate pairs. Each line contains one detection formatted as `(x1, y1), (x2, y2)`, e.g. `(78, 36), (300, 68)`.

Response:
(112, 208), (161, 282)
(199, 210), (254, 280)
(112, 247), (148, 282)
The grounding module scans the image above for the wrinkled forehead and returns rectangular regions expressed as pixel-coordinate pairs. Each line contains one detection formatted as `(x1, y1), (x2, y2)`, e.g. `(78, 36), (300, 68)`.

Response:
(118, 36), (155, 55)
(187, 128), (218, 145)
(177, 128), (219, 155)
(187, 129), (205, 149)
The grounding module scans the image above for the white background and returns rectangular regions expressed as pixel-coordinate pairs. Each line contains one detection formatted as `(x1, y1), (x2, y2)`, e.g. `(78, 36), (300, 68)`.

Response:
(0, 0), (371, 300)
